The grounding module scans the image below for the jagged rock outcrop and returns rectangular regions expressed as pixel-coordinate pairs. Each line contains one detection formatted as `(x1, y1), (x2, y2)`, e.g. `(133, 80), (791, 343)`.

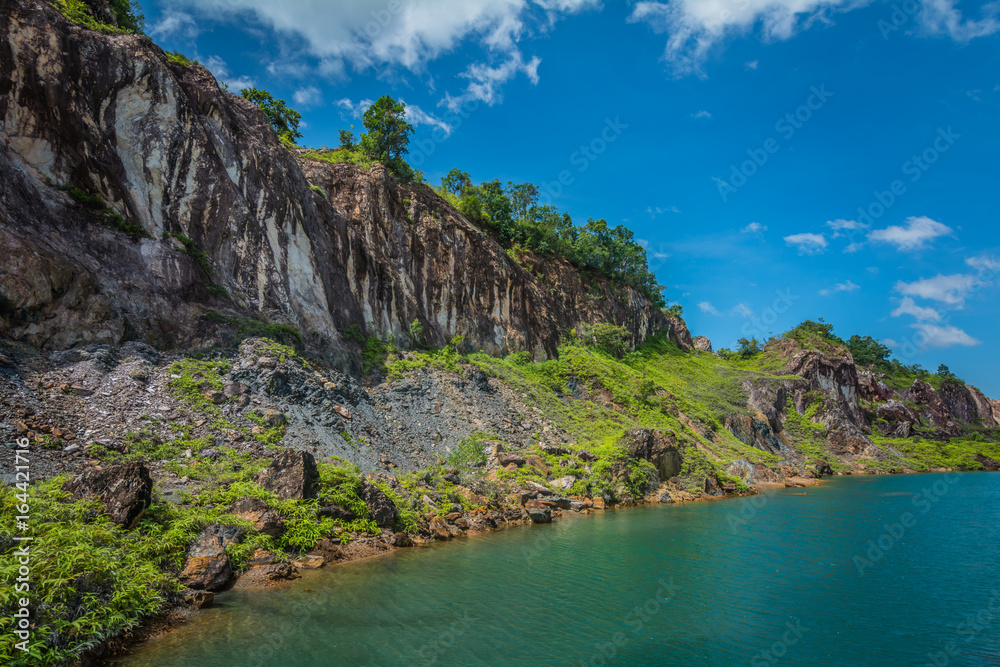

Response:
(875, 400), (922, 439)
(619, 428), (683, 480)
(965, 386), (997, 427)
(939, 381), (978, 424)
(858, 373), (893, 402)
(61, 462), (152, 529)
(692, 336), (712, 353)
(902, 380), (960, 436)
(361, 481), (398, 527)
(769, 339), (868, 429)
(0, 0), (676, 366)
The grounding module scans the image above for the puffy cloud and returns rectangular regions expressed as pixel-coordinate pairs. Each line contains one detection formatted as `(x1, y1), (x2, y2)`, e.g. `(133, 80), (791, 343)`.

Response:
(826, 218), (868, 235)
(167, 0), (599, 108)
(698, 301), (722, 315)
(868, 216), (953, 251)
(783, 232), (827, 255)
(626, 0), (866, 76)
(910, 323), (981, 348)
(891, 296), (941, 322)
(894, 273), (982, 306)
(741, 221), (767, 234)
(818, 280), (859, 296)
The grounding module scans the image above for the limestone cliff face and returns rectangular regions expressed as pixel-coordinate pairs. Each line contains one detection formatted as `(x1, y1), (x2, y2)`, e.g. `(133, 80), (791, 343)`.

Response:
(0, 0), (678, 365)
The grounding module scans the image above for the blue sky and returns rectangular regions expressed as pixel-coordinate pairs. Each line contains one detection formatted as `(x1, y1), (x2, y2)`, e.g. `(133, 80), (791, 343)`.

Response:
(145, 0), (1000, 395)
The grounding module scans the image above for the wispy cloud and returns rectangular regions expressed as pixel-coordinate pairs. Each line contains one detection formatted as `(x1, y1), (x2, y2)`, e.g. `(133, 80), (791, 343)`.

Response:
(731, 303), (753, 317)
(745, 59), (759, 70)
(440, 52), (542, 112)
(647, 205), (681, 218)
(203, 55), (255, 91)
(869, 216), (953, 251)
(741, 222), (767, 234)
(784, 232), (827, 255)
(699, 301), (722, 316)
(918, 0), (1000, 41)
(818, 280), (859, 296)
(150, 10), (199, 41)
(692, 110), (711, 119)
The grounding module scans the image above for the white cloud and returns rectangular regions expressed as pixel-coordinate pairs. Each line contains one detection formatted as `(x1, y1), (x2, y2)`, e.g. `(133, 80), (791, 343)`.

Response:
(784, 232), (827, 255)
(440, 51), (542, 111)
(891, 296), (942, 322)
(966, 255), (1000, 273)
(203, 56), (255, 91)
(818, 280), (859, 296)
(843, 242), (864, 253)
(741, 222), (767, 234)
(626, 0), (865, 76)
(293, 86), (323, 107)
(918, 0), (1000, 41)
(150, 10), (199, 40)
(171, 0), (599, 109)
(894, 273), (983, 306)
(826, 218), (868, 235)
(698, 301), (722, 316)
(336, 98), (375, 118)
(910, 323), (981, 348)
(692, 110), (711, 119)
(647, 205), (681, 218)
(404, 103), (454, 135)
(745, 59), (759, 70)
(868, 215), (953, 251)
(731, 303), (753, 317)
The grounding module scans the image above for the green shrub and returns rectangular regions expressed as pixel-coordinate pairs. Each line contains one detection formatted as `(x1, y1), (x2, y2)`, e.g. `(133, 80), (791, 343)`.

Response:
(165, 51), (193, 68)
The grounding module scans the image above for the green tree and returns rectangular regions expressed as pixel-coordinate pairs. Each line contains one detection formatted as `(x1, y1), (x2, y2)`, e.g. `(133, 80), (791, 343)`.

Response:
(359, 95), (414, 174)
(936, 364), (959, 383)
(737, 337), (762, 358)
(442, 168), (472, 195)
(108, 0), (144, 33)
(506, 181), (539, 220)
(846, 335), (892, 369)
(338, 127), (356, 150)
(240, 88), (302, 142)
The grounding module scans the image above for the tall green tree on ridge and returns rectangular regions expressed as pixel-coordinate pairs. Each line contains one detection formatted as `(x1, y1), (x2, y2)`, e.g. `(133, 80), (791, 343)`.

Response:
(359, 95), (414, 175)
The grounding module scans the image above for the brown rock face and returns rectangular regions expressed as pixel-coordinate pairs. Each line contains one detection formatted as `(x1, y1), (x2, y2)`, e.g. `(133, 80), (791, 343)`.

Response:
(179, 524), (243, 591)
(903, 380), (960, 436)
(61, 462), (152, 529)
(254, 449), (319, 500)
(939, 381), (977, 424)
(875, 400), (922, 439)
(858, 374), (893, 402)
(724, 414), (786, 456)
(619, 428), (684, 479)
(966, 386), (997, 427)
(772, 340), (868, 429)
(0, 0), (677, 364)
(692, 336), (713, 353)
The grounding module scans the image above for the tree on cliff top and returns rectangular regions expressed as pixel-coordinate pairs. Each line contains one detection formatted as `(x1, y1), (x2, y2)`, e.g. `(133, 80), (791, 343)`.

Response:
(359, 95), (414, 175)
(240, 88), (302, 142)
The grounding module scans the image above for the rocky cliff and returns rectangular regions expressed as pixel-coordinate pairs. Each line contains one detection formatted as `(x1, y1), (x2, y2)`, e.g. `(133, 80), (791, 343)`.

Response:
(0, 0), (679, 369)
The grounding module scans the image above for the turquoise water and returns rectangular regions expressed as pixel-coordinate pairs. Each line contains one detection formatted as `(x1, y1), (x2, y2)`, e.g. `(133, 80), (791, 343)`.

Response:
(114, 473), (1000, 666)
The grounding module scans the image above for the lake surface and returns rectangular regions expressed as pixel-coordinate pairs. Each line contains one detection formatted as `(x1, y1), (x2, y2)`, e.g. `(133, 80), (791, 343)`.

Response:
(114, 473), (1000, 666)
